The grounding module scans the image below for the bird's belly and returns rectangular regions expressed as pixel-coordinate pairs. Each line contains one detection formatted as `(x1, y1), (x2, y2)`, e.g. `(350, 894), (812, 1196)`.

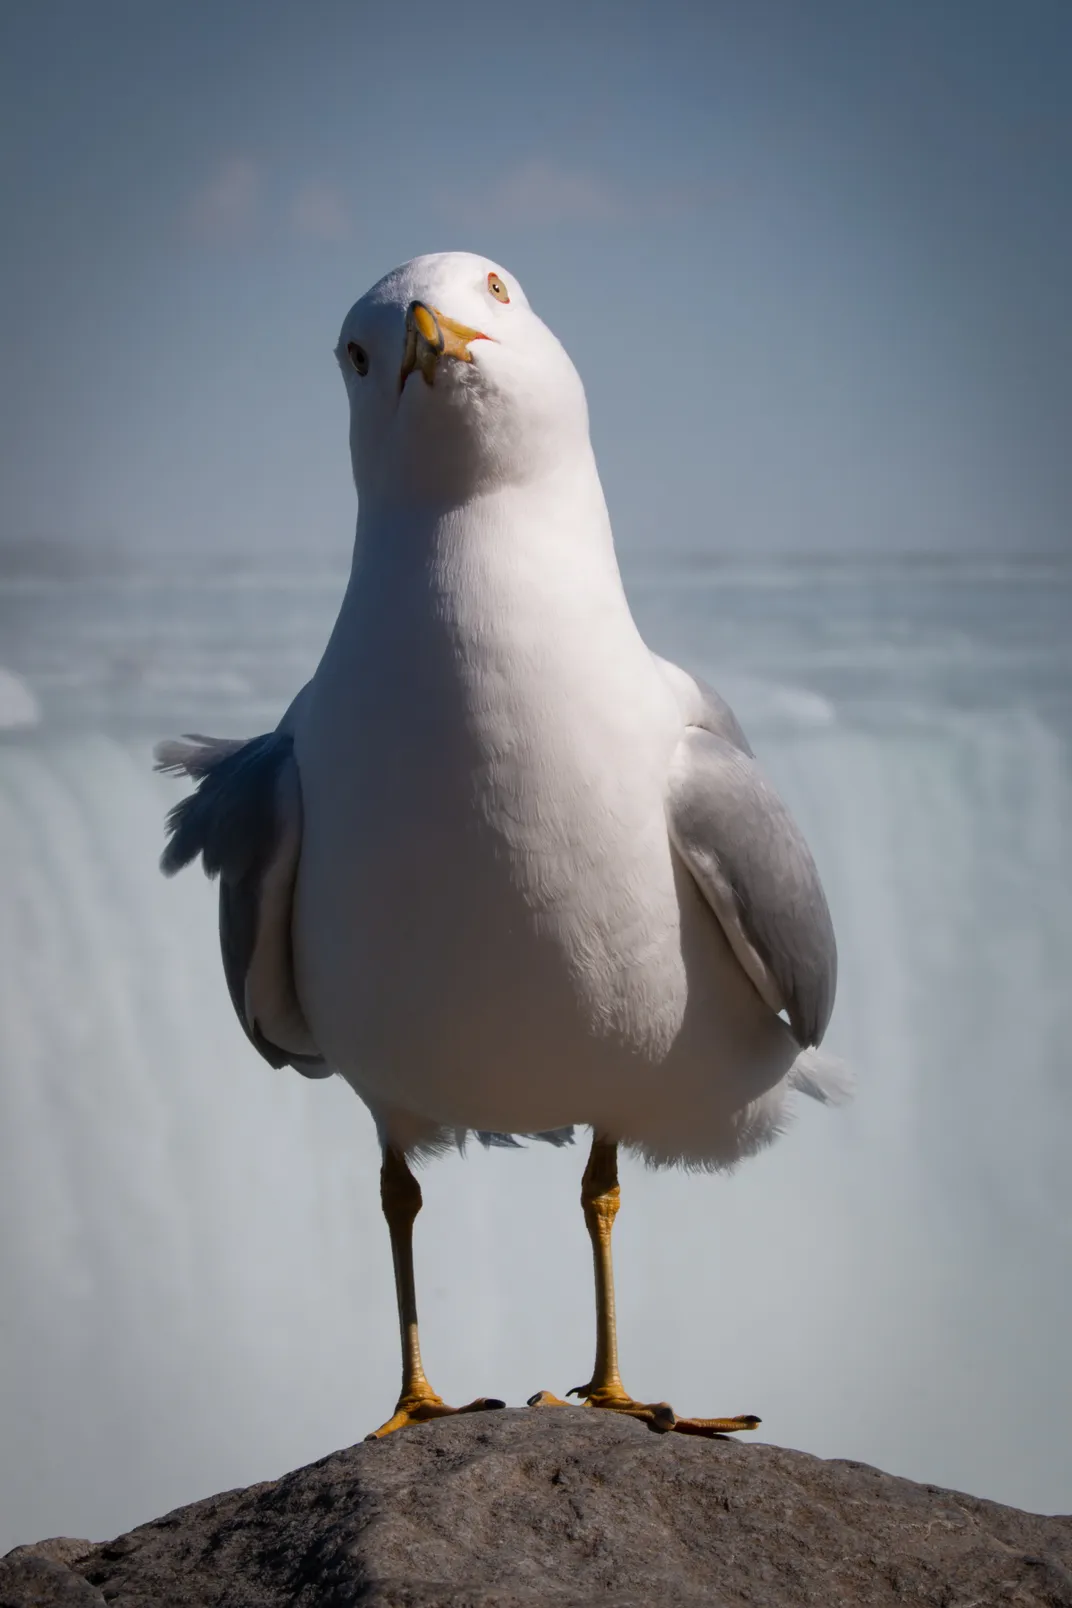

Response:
(293, 736), (792, 1150)
(297, 773), (669, 1117)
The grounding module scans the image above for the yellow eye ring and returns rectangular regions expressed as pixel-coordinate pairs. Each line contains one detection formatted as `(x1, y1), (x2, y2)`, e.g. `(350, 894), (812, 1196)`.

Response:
(487, 272), (510, 304)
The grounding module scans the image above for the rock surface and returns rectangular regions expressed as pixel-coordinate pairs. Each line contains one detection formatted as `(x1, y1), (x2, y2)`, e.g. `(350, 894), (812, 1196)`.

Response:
(3, 1410), (1070, 1607)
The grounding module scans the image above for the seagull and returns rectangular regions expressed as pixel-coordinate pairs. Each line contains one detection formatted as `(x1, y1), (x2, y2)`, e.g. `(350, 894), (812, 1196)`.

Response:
(157, 252), (841, 1441)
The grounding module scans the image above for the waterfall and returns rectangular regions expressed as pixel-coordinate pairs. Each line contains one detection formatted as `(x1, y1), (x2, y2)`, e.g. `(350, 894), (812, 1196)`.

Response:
(2, 669), (1070, 1545)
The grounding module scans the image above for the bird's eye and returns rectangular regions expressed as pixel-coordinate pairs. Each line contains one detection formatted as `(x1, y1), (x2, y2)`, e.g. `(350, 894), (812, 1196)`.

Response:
(487, 272), (510, 304)
(347, 341), (369, 376)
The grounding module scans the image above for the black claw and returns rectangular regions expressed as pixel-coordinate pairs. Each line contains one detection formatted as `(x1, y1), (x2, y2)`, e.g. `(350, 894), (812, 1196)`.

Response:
(484, 1398), (507, 1410)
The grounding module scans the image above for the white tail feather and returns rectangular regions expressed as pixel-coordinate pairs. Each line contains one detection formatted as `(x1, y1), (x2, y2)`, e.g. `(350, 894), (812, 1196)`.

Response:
(153, 735), (246, 778)
(790, 1047), (853, 1106)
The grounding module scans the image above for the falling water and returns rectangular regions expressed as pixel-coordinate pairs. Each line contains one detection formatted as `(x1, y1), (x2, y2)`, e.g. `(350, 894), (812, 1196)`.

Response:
(1, 555), (1070, 1549)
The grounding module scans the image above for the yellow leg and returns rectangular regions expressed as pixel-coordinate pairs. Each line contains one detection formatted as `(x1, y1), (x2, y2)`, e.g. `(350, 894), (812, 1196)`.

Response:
(529, 1135), (760, 1438)
(367, 1148), (504, 1439)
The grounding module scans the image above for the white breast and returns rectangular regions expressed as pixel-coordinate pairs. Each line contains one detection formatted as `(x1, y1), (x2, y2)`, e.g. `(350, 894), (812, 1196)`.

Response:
(292, 477), (796, 1158)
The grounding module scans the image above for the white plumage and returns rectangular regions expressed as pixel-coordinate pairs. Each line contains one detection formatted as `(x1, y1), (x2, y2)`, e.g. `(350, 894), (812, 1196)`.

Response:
(161, 250), (841, 1165)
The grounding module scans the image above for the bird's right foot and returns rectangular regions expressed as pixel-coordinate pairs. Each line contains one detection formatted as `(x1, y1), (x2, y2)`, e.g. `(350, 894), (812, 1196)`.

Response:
(527, 1387), (759, 1438)
(366, 1385), (506, 1439)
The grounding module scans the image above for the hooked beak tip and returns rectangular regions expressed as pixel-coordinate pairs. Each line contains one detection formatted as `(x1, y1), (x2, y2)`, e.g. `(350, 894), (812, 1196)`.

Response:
(400, 300), (492, 392)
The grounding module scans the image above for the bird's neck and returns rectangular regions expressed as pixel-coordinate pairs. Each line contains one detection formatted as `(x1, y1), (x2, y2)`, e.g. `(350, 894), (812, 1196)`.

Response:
(343, 449), (630, 627)
(313, 450), (655, 740)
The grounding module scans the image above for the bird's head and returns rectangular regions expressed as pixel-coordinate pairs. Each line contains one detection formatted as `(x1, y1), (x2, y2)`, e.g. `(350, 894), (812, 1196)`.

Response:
(335, 252), (590, 510)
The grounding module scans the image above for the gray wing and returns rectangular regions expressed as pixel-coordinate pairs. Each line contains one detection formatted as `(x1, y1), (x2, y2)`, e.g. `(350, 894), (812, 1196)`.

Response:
(666, 725), (837, 1048)
(155, 731), (329, 1077)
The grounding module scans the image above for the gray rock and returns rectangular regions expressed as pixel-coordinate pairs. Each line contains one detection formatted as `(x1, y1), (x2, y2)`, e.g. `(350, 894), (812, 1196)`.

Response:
(0, 1545), (104, 1608)
(4, 1409), (1071, 1606)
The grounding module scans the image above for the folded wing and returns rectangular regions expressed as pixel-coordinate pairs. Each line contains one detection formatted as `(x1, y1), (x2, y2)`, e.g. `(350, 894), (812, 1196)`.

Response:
(155, 732), (329, 1077)
(665, 724), (837, 1049)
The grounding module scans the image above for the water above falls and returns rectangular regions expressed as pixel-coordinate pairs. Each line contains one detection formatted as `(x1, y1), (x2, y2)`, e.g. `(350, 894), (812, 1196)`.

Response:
(1, 555), (1070, 1547)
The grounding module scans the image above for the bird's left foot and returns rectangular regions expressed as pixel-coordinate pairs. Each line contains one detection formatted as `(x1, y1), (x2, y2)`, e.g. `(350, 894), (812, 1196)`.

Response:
(527, 1386), (759, 1438)
(367, 1385), (506, 1440)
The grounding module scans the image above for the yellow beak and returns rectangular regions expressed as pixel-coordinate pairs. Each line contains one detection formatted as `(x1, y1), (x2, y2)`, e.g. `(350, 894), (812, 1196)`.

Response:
(400, 300), (492, 391)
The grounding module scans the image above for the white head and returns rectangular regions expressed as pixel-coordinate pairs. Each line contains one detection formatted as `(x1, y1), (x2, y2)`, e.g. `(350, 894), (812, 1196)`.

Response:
(335, 252), (590, 511)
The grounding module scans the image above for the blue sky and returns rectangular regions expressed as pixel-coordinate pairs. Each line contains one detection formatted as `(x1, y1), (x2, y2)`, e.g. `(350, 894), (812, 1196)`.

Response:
(1, 0), (1069, 556)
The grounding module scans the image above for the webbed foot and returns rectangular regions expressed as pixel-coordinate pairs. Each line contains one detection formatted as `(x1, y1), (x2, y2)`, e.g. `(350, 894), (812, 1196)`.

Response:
(527, 1386), (758, 1438)
(368, 1385), (505, 1439)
